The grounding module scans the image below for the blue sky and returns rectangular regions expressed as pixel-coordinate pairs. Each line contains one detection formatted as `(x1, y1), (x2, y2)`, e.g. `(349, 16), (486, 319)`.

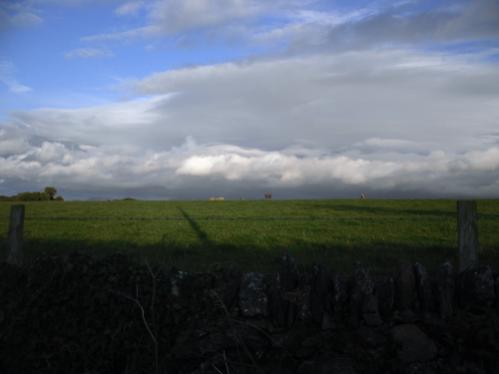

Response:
(1, 0), (499, 199)
(3, 0), (494, 113)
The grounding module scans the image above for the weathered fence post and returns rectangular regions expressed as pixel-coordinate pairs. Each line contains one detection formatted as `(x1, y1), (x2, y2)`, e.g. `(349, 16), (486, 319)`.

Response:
(7, 205), (25, 266)
(457, 200), (478, 272)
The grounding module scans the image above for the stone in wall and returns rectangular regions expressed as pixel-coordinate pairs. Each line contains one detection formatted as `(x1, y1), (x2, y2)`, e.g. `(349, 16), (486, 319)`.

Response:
(297, 283), (312, 322)
(495, 274), (499, 314)
(391, 324), (437, 364)
(375, 275), (394, 321)
(350, 265), (381, 327)
(435, 261), (455, 320)
(280, 253), (299, 290)
(213, 265), (241, 310)
(362, 294), (382, 326)
(268, 272), (286, 327)
(310, 265), (334, 326)
(297, 356), (357, 374)
(239, 272), (268, 317)
(414, 262), (433, 315)
(457, 265), (495, 308)
(333, 274), (349, 322)
(395, 262), (417, 321)
(268, 254), (301, 327)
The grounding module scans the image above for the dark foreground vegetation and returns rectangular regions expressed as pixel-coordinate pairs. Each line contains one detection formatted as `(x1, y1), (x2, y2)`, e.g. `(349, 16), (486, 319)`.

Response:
(1, 252), (498, 374)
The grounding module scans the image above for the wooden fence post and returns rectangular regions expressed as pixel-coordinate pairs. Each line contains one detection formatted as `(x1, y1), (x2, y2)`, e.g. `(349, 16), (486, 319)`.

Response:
(457, 200), (478, 272)
(7, 205), (25, 266)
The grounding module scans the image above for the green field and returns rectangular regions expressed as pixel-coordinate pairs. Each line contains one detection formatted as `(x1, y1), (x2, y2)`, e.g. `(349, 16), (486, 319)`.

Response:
(1, 199), (499, 271)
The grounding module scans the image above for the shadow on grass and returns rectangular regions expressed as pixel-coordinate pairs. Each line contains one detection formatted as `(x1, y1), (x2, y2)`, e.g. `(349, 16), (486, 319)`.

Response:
(310, 203), (457, 218)
(310, 202), (499, 220)
(3, 236), (494, 273)
(177, 207), (212, 247)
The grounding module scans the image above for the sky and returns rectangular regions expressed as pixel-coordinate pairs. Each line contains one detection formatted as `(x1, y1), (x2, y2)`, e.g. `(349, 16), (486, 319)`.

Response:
(1, 0), (499, 200)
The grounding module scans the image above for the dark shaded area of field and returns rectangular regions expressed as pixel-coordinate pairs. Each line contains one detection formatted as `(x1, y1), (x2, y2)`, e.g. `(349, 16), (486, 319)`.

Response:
(1, 199), (499, 271)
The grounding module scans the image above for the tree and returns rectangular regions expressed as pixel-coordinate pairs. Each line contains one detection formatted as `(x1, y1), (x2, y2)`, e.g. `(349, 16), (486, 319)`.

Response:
(44, 186), (57, 200)
(17, 192), (50, 201)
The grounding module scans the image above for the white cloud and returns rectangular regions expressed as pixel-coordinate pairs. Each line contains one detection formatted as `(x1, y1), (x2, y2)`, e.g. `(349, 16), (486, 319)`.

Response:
(10, 11), (43, 26)
(64, 48), (114, 59)
(0, 137), (31, 156)
(7, 50), (499, 152)
(2, 48), (499, 197)
(77, 0), (499, 59)
(0, 2), (43, 29)
(81, 25), (159, 43)
(10, 94), (174, 146)
(0, 61), (32, 94)
(84, 0), (263, 41)
(147, 0), (261, 33)
(132, 49), (499, 151)
(2, 137), (499, 197)
(115, 1), (145, 16)
(82, 0), (334, 43)
(5, 81), (31, 94)
(320, 0), (499, 53)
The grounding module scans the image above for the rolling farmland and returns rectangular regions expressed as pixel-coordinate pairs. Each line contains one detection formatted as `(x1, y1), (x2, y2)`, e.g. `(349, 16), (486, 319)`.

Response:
(1, 199), (499, 271)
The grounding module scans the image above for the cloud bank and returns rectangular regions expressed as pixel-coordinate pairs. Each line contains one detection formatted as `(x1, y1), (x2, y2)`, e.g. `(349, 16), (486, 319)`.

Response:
(1, 0), (499, 199)
(2, 48), (499, 198)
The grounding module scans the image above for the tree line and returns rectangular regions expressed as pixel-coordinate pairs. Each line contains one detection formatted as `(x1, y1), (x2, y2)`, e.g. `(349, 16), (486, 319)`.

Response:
(0, 187), (64, 202)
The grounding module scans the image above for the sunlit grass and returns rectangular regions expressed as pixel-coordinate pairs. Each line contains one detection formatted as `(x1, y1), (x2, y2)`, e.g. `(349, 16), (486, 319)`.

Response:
(1, 199), (498, 271)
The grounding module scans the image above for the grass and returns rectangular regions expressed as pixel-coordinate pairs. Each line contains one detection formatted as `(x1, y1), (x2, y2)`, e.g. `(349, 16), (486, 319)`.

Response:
(1, 199), (499, 272)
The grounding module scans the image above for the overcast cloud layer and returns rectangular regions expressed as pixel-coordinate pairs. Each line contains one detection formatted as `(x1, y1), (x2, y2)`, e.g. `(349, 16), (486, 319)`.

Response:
(1, 0), (499, 199)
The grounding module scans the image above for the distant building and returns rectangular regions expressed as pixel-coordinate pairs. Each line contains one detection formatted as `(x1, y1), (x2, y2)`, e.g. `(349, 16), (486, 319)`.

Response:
(209, 197), (225, 201)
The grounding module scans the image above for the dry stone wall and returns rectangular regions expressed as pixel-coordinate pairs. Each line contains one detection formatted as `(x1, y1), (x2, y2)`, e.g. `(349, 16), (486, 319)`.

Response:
(1, 252), (499, 374)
